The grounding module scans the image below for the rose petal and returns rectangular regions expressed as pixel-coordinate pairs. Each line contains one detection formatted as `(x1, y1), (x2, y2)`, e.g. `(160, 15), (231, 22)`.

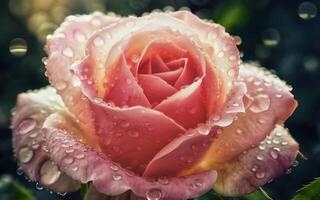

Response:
(90, 101), (186, 174)
(153, 67), (183, 85)
(213, 125), (299, 196)
(200, 63), (297, 163)
(138, 74), (178, 106)
(171, 11), (240, 93)
(151, 54), (170, 73)
(144, 82), (246, 177)
(43, 125), (218, 199)
(46, 12), (120, 142)
(11, 87), (80, 193)
(154, 79), (207, 129)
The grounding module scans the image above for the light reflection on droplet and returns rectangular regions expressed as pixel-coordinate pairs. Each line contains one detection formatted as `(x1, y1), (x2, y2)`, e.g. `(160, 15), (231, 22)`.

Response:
(298, 2), (317, 20)
(9, 38), (28, 56)
(262, 29), (280, 46)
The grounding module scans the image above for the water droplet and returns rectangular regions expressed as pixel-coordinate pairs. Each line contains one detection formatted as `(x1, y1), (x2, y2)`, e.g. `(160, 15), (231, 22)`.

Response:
(9, 38), (28, 56)
(292, 160), (299, 167)
(16, 166), (23, 175)
(227, 68), (236, 77)
(217, 51), (224, 58)
(259, 119), (267, 125)
(249, 94), (270, 113)
(207, 31), (217, 40)
(194, 179), (203, 187)
(42, 57), (48, 65)
(126, 21), (135, 27)
(210, 114), (220, 121)
(275, 93), (282, 98)
(197, 124), (210, 135)
(229, 55), (237, 61)
(256, 155), (264, 160)
(251, 164), (259, 172)
(262, 28), (280, 46)
(121, 121), (130, 128)
(275, 132), (282, 137)
(272, 138), (280, 144)
(129, 130), (139, 138)
(281, 141), (288, 145)
(110, 164), (119, 171)
(40, 160), (61, 185)
(112, 174), (122, 181)
(63, 157), (74, 164)
(29, 132), (38, 138)
(93, 36), (104, 47)
(56, 81), (67, 90)
(74, 31), (86, 42)
(62, 47), (74, 58)
(131, 54), (139, 63)
(58, 192), (67, 196)
(270, 150), (279, 159)
(19, 147), (33, 163)
(216, 128), (222, 134)
(255, 171), (265, 179)
(65, 148), (74, 153)
(75, 153), (85, 159)
(36, 182), (43, 190)
(146, 188), (162, 200)
(17, 119), (37, 135)
(286, 168), (292, 174)
(233, 35), (242, 45)
(159, 177), (169, 185)
(235, 128), (243, 135)
(259, 145), (266, 150)
(91, 18), (101, 26)
(298, 2), (317, 20)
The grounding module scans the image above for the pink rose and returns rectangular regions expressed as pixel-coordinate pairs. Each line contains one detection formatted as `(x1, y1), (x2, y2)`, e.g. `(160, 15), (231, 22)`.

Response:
(12, 11), (299, 199)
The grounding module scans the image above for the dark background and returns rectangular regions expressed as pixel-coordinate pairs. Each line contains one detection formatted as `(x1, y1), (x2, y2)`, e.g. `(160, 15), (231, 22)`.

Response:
(0, 0), (320, 199)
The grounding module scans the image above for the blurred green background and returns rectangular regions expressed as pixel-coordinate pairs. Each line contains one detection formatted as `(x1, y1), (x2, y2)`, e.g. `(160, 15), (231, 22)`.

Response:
(0, 0), (320, 199)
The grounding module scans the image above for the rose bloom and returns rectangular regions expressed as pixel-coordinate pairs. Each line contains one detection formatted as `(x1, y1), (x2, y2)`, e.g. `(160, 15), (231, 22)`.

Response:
(12, 11), (298, 199)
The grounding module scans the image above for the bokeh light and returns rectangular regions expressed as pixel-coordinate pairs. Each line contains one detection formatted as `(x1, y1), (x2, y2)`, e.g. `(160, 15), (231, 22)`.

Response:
(298, 1), (317, 20)
(9, 38), (28, 56)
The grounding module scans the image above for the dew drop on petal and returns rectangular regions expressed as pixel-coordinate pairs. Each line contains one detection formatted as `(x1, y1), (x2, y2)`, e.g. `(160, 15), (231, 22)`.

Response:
(40, 160), (61, 185)
(75, 153), (85, 159)
(62, 47), (74, 58)
(17, 119), (37, 135)
(55, 81), (67, 90)
(251, 164), (259, 172)
(112, 174), (123, 181)
(249, 94), (270, 113)
(19, 147), (34, 163)
(63, 157), (74, 164)
(146, 188), (162, 200)
(256, 155), (264, 160)
(255, 171), (265, 179)
(207, 31), (217, 40)
(298, 2), (317, 20)
(270, 149), (279, 159)
(74, 30), (86, 42)
(93, 36), (104, 47)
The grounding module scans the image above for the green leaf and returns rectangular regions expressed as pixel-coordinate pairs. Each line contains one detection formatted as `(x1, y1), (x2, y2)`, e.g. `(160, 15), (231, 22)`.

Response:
(292, 178), (320, 200)
(196, 188), (272, 200)
(0, 175), (35, 200)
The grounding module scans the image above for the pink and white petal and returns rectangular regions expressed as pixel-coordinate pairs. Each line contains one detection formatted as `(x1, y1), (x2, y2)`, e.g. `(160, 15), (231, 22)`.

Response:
(204, 63), (297, 163)
(44, 125), (218, 199)
(171, 11), (240, 93)
(138, 74), (177, 106)
(154, 80), (207, 129)
(11, 87), (80, 193)
(46, 12), (120, 139)
(144, 83), (246, 177)
(213, 125), (299, 196)
(90, 100), (186, 174)
(153, 67), (183, 85)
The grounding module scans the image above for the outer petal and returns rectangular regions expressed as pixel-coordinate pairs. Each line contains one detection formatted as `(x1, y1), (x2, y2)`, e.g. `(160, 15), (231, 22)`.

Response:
(46, 12), (120, 143)
(214, 125), (299, 196)
(201, 63), (297, 163)
(43, 120), (218, 199)
(11, 87), (80, 193)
